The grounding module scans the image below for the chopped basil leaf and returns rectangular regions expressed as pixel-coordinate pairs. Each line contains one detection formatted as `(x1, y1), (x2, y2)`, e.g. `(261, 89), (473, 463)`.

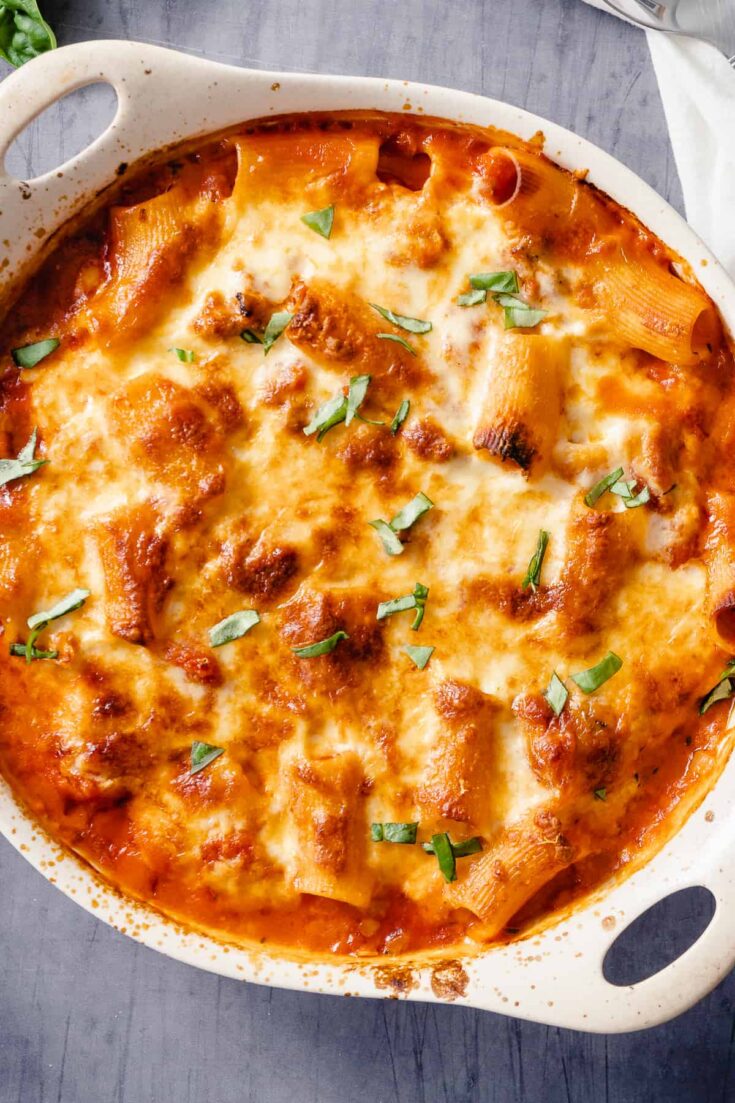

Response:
(376, 333), (416, 356)
(170, 347), (195, 362)
(584, 467), (625, 508)
(390, 399), (410, 434)
(699, 660), (735, 714)
(190, 741), (224, 775)
(543, 671), (568, 717)
(9, 642), (58, 661)
(610, 479), (636, 498)
(494, 294), (547, 330)
(377, 583), (429, 631)
(403, 644), (434, 670)
(410, 582), (429, 630)
(623, 485), (651, 510)
(12, 337), (59, 368)
(301, 204), (335, 239)
(345, 374), (371, 426)
(240, 329), (262, 344)
(423, 835), (482, 859)
(369, 518), (405, 556)
(370, 304), (432, 335)
(389, 491), (434, 532)
(0, 427), (47, 488)
(0, 0), (56, 68)
(292, 630), (349, 658)
(303, 393), (348, 441)
(209, 609), (260, 647)
(27, 588), (90, 631)
(429, 832), (456, 882)
(469, 271), (519, 293)
(610, 476), (651, 510)
(262, 310), (292, 354)
(571, 651), (623, 694)
(594, 787), (607, 801)
(370, 822), (418, 844)
(521, 529), (549, 592)
(457, 288), (487, 307)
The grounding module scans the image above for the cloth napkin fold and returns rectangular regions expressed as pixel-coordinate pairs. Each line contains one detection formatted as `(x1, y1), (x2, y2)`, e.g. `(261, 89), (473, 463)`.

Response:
(583, 0), (735, 277)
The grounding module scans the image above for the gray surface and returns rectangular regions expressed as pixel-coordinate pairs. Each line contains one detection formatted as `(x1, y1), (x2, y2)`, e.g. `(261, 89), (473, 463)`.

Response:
(1, 2), (731, 1102)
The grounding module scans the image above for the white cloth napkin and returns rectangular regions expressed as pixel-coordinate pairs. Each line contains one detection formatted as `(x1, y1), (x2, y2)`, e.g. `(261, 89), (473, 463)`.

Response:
(583, 0), (735, 277)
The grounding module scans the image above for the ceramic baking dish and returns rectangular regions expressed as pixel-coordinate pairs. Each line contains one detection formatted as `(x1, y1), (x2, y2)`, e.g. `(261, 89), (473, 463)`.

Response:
(1, 39), (734, 1033)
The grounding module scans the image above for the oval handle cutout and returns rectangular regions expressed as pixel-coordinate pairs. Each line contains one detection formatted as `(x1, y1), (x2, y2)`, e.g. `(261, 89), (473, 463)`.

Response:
(603, 886), (716, 987)
(4, 82), (118, 181)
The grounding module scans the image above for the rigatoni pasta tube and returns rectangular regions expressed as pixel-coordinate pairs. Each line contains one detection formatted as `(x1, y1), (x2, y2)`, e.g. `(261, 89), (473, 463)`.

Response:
(473, 333), (568, 474)
(705, 492), (735, 647)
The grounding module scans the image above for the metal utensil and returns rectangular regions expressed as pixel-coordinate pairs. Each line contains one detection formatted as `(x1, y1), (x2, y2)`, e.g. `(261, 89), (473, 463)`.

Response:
(602, 0), (735, 65)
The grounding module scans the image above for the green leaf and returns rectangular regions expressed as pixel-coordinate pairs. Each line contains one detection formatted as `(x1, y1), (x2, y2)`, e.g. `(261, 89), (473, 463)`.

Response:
(0, 0), (56, 67)
(370, 304), (432, 335)
(699, 662), (735, 715)
(303, 392), (348, 441)
(521, 529), (549, 592)
(457, 289), (487, 307)
(390, 399), (410, 434)
(623, 485), (651, 510)
(423, 835), (482, 858)
(27, 588), (90, 631)
(12, 337), (59, 368)
(428, 832), (456, 882)
(190, 741), (224, 775)
(301, 204), (335, 239)
(376, 333), (416, 356)
(292, 630), (349, 658)
(403, 644), (434, 670)
(345, 374), (371, 426)
(494, 294), (547, 330)
(9, 641), (57, 660)
(593, 787), (607, 801)
(377, 583), (428, 630)
(370, 822), (418, 844)
(571, 651), (623, 694)
(262, 310), (292, 354)
(209, 609), (260, 648)
(389, 491), (434, 533)
(469, 271), (519, 293)
(0, 427), (47, 488)
(369, 518), (405, 556)
(240, 329), (262, 344)
(610, 477), (651, 510)
(584, 467), (624, 508)
(170, 347), (195, 362)
(543, 671), (568, 717)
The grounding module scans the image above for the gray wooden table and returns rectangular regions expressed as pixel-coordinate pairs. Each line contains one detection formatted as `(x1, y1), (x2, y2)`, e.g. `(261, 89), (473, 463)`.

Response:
(2, 2), (733, 1101)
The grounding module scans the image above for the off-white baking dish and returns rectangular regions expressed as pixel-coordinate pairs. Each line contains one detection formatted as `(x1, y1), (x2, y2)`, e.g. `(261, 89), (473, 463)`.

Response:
(1, 39), (735, 1033)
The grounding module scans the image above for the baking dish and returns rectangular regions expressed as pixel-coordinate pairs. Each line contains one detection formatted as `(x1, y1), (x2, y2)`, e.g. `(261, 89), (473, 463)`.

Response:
(1, 39), (735, 1033)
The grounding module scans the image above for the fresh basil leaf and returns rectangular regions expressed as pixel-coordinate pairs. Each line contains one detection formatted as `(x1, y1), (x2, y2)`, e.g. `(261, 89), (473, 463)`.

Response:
(370, 304), (432, 335)
(469, 271), (519, 293)
(584, 467), (625, 508)
(369, 518), (404, 556)
(292, 630), (349, 658)
(422, 835), (482, 859)
(429, 832), (456, 882)
(27, 588), (90, 631)
(403, 644), (434, 670)
(376, 333), (416, 356)
(389, 491), (433, 533)
(240, 329), (262, 344)
(11, 337), (59, 368)
(543, 671), (568, 717)
(0, 427), (47, 488)
(610, 476), (651, 510)
(370, 822), (418, 844)
(700, 663), (735, 715)
(593, 787), (607, 801)
(571, 651), (623, 694)
(9, 641), (58, 660)
(190, 741), (224, 775)
(303, 393), (348, 441)
(0, 0), (56, 68)
(345, 374), (371, 426)
(262, 310), (292, 354)
(390, 399), (410, 434)
(209, 609), (260, 648)
(521, 529), (549, 592)
(170, 347), (195, 363)
(377, 583), (428, 630)
(495, 295), (547, 330)
(457, 289), (487, 307)
(610, 479), (636, 498)
(301, 204), (334, 239)
(623, 485), (651, 510)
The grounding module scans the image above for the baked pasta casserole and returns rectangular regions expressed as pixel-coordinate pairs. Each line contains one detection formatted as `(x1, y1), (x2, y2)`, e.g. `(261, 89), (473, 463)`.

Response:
(1, 112), (733, 958)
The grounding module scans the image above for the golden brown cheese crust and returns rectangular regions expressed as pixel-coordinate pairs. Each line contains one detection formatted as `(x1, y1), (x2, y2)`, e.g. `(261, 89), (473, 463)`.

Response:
(0, 112), (733, 958)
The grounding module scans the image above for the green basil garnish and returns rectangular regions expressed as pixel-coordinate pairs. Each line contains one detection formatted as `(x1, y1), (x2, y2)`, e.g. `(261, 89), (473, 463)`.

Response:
(390, 399), (410, 434)
(240, 329), (262, 344)
(292, 630), (349, 658)
(469, 271), (519, 293)
(423, 835), (482, 859)
(20, 587), (90, 664)
(0, 0), (56, 67)
(304, 392), (348, 441)
(209, 610), (260, 648)
(376, 333), (416, 356)
(571, 651), (622, 694)
(262, 310), (292, 354)
(457, 289), (487, 307)
(403, 644), (434, 670)
(495, 294), (547, 330)
(368, 519), (404, 556)
(428, 832), (457, 882)
(0, 427), (47, 488)
(170, 347), (195, 362)
(370, 304), (432, 335)
(301, 204), (335, 239)
(543, 671), (568, 717)
(12, 337), (59, 368)
(345, 374), (371, 426)
(371, 822), (418, 844)
(521, 529), (549, 592)
(9, 642), (57, 661)
(584, 467), (625, 508)
(700, 659), (735, 715)
(594, 788), (607, 801)
(190, 741), (224, 775)
(377, 583), (428, 631)
(389, 491), (433, 532)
